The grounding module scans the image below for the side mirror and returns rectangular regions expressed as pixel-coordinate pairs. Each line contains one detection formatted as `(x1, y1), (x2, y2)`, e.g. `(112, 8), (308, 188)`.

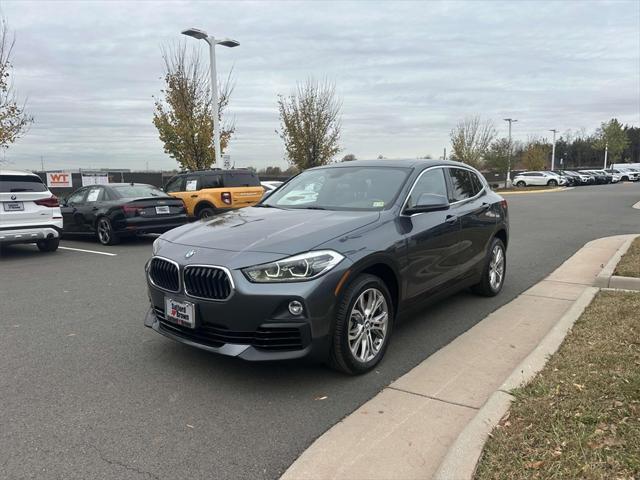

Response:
(59, 197), (68, 207)
(404, 193), (450, 215)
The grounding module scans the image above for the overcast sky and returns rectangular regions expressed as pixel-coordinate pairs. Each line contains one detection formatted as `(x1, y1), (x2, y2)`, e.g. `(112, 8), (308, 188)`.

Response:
(2, 0), (639, 171)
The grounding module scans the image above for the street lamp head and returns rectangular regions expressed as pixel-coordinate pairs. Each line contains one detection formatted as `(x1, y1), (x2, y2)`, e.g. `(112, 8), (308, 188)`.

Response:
(181, 28), (208, 40)
(217, 38), (240, 48)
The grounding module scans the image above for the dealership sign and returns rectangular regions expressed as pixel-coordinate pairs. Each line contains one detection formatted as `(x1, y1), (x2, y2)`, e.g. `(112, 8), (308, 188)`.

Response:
(46, 171), (73, 188)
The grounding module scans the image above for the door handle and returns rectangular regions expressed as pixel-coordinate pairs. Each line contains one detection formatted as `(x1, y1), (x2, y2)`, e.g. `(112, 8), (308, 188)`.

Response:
(445, 214), (458, 224)
(479, 202), (491, 212)
(190, 195), (198, 198)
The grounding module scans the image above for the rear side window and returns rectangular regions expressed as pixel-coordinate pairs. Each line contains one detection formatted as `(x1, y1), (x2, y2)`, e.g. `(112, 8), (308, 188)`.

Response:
(0, 174), (47, 193)
(222, 172), (260, 188)
(447, 168), (479, 202)
(200, 174), (222, 189)
(164, 176), (185, 193)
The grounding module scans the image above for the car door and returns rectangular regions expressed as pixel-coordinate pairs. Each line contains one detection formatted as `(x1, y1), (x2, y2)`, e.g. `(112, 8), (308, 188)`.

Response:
(401, 167), (463, 300)
(82, 186), (107, 230)
(164, 175), (189, 211)
(61, 188), (89, 233)
(445, 167), (496, 277)
(166, 175), (199, 216)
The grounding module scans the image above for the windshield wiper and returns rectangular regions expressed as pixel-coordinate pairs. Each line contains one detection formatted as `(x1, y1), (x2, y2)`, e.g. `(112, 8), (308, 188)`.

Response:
(254, 203), (279, 208)
(301, 206), (326, 210)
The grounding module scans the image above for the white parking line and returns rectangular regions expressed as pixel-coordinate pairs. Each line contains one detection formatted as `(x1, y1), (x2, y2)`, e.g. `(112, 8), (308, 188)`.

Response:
(59, 246), (117, 256)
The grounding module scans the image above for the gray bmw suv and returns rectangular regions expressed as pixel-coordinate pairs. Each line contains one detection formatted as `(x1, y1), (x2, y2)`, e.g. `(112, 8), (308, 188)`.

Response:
(145, 160), (508, 374)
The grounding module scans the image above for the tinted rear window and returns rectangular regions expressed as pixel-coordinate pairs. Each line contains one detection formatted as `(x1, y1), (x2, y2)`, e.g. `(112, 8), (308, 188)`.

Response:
(111, 185), (167, 198)
(223, 172), (260, 187)
(0, 174), (47, 193)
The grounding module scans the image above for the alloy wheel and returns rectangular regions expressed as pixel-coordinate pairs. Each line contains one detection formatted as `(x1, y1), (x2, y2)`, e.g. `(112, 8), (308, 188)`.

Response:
(97, 219), (111, 244)
(348, 288), (389, 363)
(489, 244), (505, 291)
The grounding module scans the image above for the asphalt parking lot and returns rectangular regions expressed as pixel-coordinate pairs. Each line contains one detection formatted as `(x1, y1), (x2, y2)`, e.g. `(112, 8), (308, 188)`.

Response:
(1, 183), (639, 480)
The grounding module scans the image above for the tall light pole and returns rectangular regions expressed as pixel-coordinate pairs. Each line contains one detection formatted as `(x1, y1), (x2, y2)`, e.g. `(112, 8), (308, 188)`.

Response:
(182, 28), (239, 168)
(504, 118), (518, 186)
(603, 141), (608, 169)
(549, 129), (558, 171)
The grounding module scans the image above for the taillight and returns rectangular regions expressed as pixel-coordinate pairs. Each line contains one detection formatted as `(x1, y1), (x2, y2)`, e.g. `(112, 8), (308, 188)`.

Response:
(34, 195), (59, 207)
(500, 199), (508, 210)
(221, 192), (232, 205)
(123, 204), (144, 217)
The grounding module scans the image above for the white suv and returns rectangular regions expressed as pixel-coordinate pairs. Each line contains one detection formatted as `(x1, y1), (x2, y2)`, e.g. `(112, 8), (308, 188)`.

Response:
(512, 171), (567, 187)
(0, 169), (63, 252)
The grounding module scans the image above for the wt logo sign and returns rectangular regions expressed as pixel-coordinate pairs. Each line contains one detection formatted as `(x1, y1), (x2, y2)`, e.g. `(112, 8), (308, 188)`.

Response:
(46, 172), (72, 188)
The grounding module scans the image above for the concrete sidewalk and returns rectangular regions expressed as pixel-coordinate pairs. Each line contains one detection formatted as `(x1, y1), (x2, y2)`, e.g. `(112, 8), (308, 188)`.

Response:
(281, 234), (637, 480)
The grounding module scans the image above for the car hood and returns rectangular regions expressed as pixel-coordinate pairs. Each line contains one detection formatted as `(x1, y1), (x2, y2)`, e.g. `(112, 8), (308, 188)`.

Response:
(161, 207), (380, 255)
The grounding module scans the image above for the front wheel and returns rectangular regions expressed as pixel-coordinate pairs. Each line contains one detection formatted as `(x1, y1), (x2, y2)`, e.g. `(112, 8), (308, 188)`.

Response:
(96, 217), (120, 245)
(516, 181), (526, 188)
(547, 179), (558, 187)
(328, 274), (394, 375)
(472, 238), (506, 297)
(198, 207), (216, 219)
(36, 238), (59, 252)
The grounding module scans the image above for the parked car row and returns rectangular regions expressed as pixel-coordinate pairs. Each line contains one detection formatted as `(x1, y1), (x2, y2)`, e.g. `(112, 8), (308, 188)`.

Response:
(512, 166), (640, 187)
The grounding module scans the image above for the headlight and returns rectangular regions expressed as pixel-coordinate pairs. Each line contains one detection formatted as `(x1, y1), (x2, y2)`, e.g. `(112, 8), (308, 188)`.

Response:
(152, 237), (168, 255)
(243, 250), (344, 283)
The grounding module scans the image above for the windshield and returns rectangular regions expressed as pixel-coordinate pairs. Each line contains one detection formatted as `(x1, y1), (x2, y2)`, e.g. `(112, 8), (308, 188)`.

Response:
(112, 184), (167, 198)
(263, 166), (410, 211)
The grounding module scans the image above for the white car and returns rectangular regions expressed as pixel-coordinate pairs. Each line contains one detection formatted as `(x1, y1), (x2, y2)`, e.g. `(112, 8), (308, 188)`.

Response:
(608, 168), (639, 182)
(513, 171), (567, 187)
(0, 169), (63, 252)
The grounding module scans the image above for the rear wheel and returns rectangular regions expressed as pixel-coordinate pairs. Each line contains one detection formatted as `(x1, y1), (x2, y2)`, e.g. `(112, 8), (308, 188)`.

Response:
(36, 238), (59, 252)
(197, 206), (216, 219)
(328, 274), (394, 375)
(96, 217), (120, 245)
(547, 179), (558, 187)
(516, 181), (526, 188)
(472, 237), (506, 297)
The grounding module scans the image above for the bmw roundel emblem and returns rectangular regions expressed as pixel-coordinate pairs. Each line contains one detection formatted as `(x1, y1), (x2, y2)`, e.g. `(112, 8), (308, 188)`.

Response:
(185, 249), (196, 259)
(11, 194), (17, 200)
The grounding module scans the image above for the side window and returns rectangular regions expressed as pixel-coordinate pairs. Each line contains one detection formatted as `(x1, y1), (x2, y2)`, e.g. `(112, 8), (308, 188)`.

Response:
(85, 187), (103, 203)
(406, 168), (447, 209)
(200, 174), (222, 189)
(67, 188), (87, 204)
(165, 177), (185, 193)
(470, 172), (485, 193)
(184, 176), (199, 192)
(447, 168), (478, 202)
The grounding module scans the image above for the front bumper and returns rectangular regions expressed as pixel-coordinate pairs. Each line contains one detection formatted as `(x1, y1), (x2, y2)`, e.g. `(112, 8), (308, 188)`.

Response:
(144, 254), (352, 362)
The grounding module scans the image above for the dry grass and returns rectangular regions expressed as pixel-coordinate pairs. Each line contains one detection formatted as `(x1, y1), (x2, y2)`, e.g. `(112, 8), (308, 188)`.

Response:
(615, 237), (640, 278)
(475, 291), (640, 480)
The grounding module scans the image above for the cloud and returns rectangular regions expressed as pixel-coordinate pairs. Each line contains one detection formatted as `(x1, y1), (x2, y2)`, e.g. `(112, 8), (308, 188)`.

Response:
(2, 0), (639, 171)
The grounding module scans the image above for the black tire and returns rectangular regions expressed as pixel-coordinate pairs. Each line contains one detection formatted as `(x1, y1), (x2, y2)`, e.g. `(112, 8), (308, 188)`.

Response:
(36, 237), (59, 252)
(547, 179), (558, 187)
(96, 217), (120, 245)
(328, 274), (394, 375)
(197, 206), (216, 219)
(622, 176), (629, 182)
(516, 181), (526, 188)
(471, 237), (506, 297)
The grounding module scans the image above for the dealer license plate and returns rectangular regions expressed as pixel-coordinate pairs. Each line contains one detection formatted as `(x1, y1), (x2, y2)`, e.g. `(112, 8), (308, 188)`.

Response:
(165, 298), (195, 328)
(3, 201), (24, 211)
(155, 206), (170, 214)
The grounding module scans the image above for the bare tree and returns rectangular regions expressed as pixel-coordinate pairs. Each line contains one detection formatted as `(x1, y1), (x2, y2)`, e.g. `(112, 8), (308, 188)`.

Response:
(449, 116), (496, 168)
(277, 78), (341, 170)
(0, 16), (32, 158)
(153, 42), (234, 171)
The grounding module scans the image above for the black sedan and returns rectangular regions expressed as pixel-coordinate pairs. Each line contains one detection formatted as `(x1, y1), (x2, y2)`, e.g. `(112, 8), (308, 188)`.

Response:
(145, 160), (508, 374)
(61, 183), (187, 245)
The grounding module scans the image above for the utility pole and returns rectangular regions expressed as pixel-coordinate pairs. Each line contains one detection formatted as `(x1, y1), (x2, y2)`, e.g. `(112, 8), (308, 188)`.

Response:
(603, 142), (608, 169)
(503, 118), (518, 187)
(443, 147), (447, 160)
(40, 156), (44, 172)
(549, 129), (558, 170)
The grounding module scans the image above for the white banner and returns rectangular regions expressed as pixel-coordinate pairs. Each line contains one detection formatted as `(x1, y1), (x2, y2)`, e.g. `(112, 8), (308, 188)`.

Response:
(81, 174), (109, 186)
(46, 171), (73, 188)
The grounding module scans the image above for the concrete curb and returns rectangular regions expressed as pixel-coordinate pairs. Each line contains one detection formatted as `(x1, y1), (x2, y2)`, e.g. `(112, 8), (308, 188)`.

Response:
(594, 234), (639, 289)
(433, 287), (598, 480)
(498, 187), (569, 196)
(433, 234), (639, 480)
